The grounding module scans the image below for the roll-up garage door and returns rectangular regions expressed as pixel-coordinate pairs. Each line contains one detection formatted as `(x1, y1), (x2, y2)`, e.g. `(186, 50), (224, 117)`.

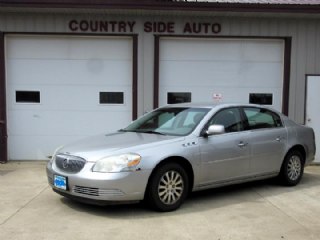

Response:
(159, 38), (284, 111)
(6, 35), (133, 160)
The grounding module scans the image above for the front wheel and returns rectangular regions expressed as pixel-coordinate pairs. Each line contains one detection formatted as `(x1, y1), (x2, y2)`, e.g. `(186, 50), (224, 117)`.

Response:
(279, 150), (304, 186)
(146, 163), (189, 212)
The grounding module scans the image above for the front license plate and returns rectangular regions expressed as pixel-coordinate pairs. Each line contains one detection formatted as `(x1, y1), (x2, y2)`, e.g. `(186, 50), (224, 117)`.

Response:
(54, 175), (67, 190)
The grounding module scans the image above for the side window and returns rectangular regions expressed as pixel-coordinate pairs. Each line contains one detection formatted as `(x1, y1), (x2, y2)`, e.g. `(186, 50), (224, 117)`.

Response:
(243, 107), (283, 130)
(208, 108), (243, 133)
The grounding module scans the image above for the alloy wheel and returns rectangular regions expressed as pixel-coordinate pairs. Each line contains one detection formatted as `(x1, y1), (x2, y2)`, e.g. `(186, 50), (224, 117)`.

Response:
(287, 155), (302, 181)
(158, 170), (184, 205)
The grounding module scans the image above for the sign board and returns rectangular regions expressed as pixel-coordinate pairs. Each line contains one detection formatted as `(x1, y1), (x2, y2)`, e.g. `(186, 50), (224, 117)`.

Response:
(213, 93), (223, 102)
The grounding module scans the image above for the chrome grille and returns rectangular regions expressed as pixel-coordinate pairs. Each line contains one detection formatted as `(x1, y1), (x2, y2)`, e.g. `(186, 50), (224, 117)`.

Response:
(55, 154), (86, 173)
(73, 186), (124, 197)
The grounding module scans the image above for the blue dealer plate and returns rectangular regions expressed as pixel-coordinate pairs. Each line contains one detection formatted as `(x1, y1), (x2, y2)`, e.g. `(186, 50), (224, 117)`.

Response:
(54, 175), (67, 190)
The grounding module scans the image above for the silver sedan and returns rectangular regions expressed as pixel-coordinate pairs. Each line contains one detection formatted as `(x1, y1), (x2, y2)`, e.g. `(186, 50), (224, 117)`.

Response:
(46, 103), (316, 211)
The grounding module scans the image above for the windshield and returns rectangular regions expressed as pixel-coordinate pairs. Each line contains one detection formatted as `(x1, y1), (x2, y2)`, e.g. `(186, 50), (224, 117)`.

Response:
(122, 107), (210, 136)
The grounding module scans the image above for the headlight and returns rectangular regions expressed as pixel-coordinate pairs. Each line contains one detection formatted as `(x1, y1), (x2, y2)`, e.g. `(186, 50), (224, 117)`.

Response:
(92, 153), (141, 173)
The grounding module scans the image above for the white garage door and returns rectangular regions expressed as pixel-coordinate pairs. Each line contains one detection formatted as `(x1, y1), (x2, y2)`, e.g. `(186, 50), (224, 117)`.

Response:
(6, 35), (133, 160)
(159, 38), (284, 111)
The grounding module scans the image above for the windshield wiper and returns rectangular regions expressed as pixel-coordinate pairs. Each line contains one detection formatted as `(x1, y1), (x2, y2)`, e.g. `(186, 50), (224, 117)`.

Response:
(119, 129), (166, 135)
(118, 129), (139, 133)
(139, 130), (166, 135)
(118, 129), (128, 132)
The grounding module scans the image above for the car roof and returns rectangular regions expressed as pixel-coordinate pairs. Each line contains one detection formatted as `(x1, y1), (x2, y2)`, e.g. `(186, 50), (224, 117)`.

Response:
(161, 102), (284, 116)
(162, 102), (265, 109)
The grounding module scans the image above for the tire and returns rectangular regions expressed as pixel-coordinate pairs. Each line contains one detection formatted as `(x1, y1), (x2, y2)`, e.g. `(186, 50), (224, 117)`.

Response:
(146, 163), (189, 212)
(279, 150), (304, 186)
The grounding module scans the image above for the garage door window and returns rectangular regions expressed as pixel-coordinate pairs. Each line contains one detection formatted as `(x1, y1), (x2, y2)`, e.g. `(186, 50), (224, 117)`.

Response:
(167, 92), (191, 104)
(249, 93), (273, 105)
(99, 92), (124, 104)
(16, 91), (40, 103)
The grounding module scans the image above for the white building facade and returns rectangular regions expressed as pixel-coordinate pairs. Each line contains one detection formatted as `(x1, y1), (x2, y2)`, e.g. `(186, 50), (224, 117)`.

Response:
(0, 0), (319, 162)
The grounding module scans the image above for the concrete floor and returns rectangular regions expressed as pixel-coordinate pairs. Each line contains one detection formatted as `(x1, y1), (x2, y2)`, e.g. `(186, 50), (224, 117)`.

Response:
(1, 162), (320, 240)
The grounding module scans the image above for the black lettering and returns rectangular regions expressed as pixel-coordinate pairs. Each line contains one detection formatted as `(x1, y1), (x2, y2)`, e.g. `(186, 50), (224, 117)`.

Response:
(144, 21), (152, 33)
(90, 21), (98, 32)
(168, 22), (175, 33)
(99, 21), (108, 32)
(202, 23), (210, 34)
(212, 23), (221, 34)
(69, 20), (78, 31)
(183, 22), (192, 33)
(128, 21), (136, 32)
(118, 21), (126, 32)
(79, 20), (89, 31)
(109, 21), (117, 32)
(158, 22), (167, 33)
(192, 23), (201, 34)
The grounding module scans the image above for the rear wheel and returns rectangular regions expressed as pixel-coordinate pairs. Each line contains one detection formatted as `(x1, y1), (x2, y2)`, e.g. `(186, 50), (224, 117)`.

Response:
(146, 163), (189, 212)
(279, 150), (304, 186)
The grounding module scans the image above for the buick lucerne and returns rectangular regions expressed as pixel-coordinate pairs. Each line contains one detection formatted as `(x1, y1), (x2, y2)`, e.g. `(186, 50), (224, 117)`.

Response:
(46, 103), (316, 211)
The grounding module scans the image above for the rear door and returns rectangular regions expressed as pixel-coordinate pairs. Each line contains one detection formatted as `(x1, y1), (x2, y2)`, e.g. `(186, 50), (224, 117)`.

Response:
(242, 107), (287, 175)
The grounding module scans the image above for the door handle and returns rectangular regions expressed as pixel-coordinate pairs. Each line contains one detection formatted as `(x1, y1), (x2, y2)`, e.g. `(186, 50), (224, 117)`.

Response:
(0, 120), (5, 125)
(275, 137), (282, 142)
(238, 142), (248, 148)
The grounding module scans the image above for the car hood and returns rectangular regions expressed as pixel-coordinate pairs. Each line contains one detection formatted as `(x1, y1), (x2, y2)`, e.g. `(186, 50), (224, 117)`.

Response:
(57, 131), (181, 162)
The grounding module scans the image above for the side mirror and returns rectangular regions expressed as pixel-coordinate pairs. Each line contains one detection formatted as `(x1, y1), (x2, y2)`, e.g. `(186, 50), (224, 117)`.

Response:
(206, 124), (225, 136)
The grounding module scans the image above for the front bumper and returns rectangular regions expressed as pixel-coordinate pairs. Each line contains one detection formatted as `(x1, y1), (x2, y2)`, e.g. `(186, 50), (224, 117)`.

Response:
(46, 161), (152, 203)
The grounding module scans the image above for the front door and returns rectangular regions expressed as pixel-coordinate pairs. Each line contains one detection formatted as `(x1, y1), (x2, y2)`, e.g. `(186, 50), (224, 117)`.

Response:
(306, 75), (320, 163)
(198, 107), (251, 186)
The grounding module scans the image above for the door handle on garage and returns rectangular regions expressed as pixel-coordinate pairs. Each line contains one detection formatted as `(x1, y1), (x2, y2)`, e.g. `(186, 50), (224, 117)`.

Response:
(238, 142), (248, 148)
